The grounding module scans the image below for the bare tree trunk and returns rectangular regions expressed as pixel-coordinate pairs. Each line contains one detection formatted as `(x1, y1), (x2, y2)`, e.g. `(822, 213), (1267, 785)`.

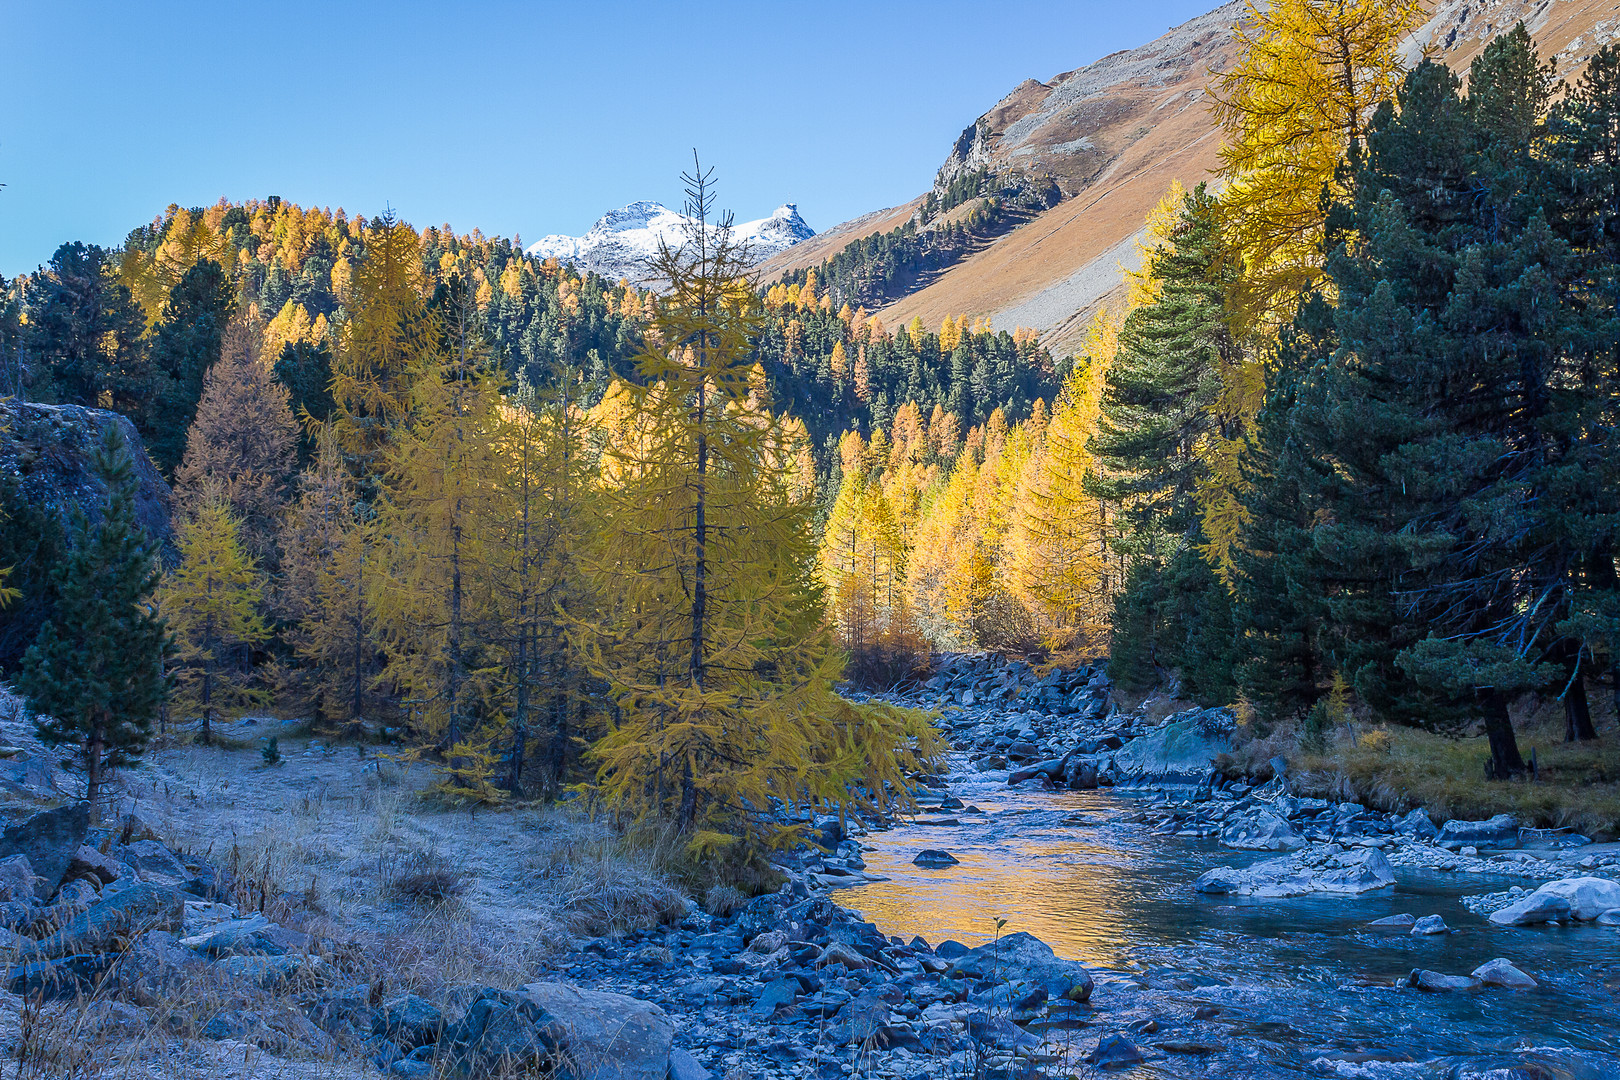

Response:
(85, 723), (105, 826)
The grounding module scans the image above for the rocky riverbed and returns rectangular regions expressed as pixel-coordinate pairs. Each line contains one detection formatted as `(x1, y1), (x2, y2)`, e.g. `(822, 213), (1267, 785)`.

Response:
(1, 656), (1619, 1078)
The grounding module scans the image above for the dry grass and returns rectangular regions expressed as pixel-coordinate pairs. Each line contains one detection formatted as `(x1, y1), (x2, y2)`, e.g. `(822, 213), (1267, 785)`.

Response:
(1231, 698), (1620, 838)
(0, 714), (703, 1077)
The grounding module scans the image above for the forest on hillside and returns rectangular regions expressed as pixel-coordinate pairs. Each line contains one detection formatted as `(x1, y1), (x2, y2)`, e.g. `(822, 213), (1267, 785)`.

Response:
(0, 0), (1617, 847)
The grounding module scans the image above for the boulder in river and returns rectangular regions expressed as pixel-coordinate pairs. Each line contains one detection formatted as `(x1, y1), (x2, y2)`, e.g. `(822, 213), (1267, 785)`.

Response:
(1085, 1033), (1145, 1069)
(1489, 890), (1572, 927)
(1489, 877), (1620, 924)
(1471, 958), (1536, 989)
(1411, 915), (1450, 935)
(1219, 810), (1303, 851)
(1108, 711), (1232, 790)
(1407, 969), (1482, 993)
(1437, 814), (1519, 850)
(1367, 913), (1415, 933)
(1525, 877), (1620, 921)
(1195, 847), (1395, 898)
(912, 850), (959, 868)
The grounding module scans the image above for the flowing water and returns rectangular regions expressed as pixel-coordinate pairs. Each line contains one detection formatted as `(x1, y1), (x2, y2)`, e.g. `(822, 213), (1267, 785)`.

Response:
(840, 757), (1620, 1079)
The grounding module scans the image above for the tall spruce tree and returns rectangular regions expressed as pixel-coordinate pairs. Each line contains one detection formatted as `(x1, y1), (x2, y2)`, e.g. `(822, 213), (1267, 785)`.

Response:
(15, 428), (169, 819)
(1089, 184), (1237, 698)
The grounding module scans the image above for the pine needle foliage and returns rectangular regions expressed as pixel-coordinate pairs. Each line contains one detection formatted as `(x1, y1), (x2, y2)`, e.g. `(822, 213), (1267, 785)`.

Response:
(581, 160), (940, 845)
(16, 429), (169, 820)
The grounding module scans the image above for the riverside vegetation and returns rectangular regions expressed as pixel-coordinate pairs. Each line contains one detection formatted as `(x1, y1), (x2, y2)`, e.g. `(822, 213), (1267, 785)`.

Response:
(0, 2), (1619, 1077)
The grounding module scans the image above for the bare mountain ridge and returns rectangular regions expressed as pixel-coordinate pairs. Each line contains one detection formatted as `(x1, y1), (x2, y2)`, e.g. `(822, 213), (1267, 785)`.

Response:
(765, 0), (1620, 355)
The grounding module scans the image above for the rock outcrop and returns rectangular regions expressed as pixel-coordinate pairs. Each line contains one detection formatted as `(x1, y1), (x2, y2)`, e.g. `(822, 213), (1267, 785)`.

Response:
(0, 399), (173, 555)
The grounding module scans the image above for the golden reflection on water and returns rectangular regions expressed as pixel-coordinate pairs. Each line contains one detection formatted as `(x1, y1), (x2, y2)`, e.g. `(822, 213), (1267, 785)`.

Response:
(841, 807), (1146, 971)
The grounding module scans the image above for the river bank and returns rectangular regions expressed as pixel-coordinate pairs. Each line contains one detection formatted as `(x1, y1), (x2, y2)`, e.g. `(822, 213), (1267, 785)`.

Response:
(1, 662), (1618, 1079)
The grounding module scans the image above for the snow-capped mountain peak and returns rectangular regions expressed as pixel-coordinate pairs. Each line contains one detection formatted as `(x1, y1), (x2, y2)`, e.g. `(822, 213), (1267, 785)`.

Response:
(526, 202), (813, 285)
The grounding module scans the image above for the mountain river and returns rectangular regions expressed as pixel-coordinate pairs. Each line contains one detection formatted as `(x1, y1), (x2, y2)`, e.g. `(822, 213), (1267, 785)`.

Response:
(838, 756), (1620, 1079)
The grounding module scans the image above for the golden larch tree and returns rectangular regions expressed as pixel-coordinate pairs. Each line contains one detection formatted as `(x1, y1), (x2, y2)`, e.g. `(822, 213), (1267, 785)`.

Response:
(158, 500), (272, 745)
(581, 162), (938, 845)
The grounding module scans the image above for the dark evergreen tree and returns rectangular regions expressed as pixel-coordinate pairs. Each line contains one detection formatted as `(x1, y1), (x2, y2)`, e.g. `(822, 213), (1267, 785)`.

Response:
(1230, 298), (1332, 728)
(143, 258), (235, 474)
(15, 429), (170, 820)
(0, 474), (66, 674)
(1089, 184), (1236, 693)
(21, 243), (148, 409)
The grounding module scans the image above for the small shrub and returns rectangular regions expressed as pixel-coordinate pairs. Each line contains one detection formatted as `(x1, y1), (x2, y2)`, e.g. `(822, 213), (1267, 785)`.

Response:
(704, 884), (745, 917)
(389, 851), (468, 906)
(1357, 729), (1393, 755)
(260, 736), (282, 766)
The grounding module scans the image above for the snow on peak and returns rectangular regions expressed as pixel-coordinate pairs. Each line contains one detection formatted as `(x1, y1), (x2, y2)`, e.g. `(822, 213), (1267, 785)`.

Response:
(526, 202), (813, 285)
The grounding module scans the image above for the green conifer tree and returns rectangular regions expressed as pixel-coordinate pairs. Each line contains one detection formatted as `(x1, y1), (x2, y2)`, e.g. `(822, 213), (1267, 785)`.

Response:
(15, 428), (169, 819)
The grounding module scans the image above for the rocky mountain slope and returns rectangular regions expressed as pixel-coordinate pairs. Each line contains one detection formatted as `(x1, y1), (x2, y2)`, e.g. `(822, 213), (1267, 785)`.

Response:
(526, 201), (814, 285)
(766, 0), (1620, 356)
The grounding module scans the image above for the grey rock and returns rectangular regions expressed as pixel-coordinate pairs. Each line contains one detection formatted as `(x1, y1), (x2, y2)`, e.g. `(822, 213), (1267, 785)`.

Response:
(217, 953), (335, 991)
(1489, 890), (1574, 927)
(1367, 913), (1416, 932)
(1596, 908), (1620, 926)
(66, 845), (122, 886)
(1392, 809), (1438, 841)
(374, 995), (446, 1050)
(79, 1000), (150, 1038)
(1438, 814), (1519, 850)
(1471, 958), (1536, 989)
(664, 1049), (709, 1080)
(180, 913), (291, 956)
(1195, 847), (1395, 897)
(946, 931), (1093, 1002)
(1108, 715), (1231, 789)
(966, 1012), (1040, 1051)
(912, 849), (959, 868)
(1517, 876), (1620, 921)
(309, 984), (374, 1039)
(20, 881), (185, 960)
(1220, 810), (1303, 851)
(437, 988), (558, 1077)
(519, 982), (673, 1080)
(111, 929), (209, 1007)
(0, 803), (89, 900)
(753, 976), (801, 1016)
(1411, 915), (1450, 935)
(0, 400), (175, 557)
(1407, 969), (1482, 992)
(1086, 1033), (1145, 1069)
(7, 953), (117, 998)
(56, 878), (98, 905)
(118, 839), (190, 886)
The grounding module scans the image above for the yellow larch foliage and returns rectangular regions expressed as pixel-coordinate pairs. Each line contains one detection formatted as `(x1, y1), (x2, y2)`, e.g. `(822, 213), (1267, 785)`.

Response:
(1211, 0), (1425, 327)
(157, 499), (272, 745)
(326, 212), (426, 474)
(580, 170), (937, 843)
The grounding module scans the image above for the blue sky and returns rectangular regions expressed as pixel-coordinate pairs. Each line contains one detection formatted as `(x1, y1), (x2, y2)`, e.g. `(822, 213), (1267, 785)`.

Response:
(0, 1), (1214, 276)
